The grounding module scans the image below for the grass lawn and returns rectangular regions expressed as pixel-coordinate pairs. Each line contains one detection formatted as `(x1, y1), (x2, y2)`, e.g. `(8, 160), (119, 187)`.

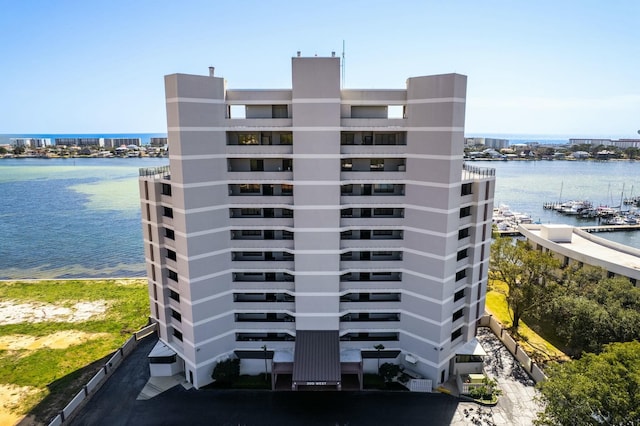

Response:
(0, 279), (149, 425)
(486, 279), (569, 364)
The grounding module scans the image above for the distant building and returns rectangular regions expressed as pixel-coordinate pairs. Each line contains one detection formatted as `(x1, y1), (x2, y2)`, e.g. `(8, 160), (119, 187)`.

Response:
(55, 138), (78, 146)
(104, 138), (142, 149)
(569, 138), (640, 149)
(10, 138), (51, 148)
(76, 138), (101, 147)
(149, 137), (168, 147)
(464, 137), (508, 150)
(569, 138), (612, 146)
(138, 57), (496, 390)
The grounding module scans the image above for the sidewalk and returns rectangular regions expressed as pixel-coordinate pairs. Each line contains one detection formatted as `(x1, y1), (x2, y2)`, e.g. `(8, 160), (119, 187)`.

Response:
(450, 327), (542, 425)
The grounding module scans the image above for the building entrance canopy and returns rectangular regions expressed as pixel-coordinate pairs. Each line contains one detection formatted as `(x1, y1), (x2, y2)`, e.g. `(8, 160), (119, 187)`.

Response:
(292, 330), (341, 387)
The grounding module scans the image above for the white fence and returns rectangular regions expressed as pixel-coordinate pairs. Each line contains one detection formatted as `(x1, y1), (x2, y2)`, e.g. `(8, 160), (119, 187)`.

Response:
(479, 315), (547, 383)
(48, 322), (157, 426)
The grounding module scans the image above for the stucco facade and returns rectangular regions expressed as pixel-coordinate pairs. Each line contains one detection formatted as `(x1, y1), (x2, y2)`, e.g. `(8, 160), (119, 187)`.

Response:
(139, 56), (495, 389)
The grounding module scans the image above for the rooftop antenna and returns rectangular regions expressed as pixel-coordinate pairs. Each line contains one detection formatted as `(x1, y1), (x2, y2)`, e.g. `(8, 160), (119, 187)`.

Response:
(341, 40), (346, 88)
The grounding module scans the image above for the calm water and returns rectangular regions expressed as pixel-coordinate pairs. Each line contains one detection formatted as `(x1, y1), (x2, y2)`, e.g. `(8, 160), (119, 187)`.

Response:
(487, 159), (640, 248)
(0, 157), (168, 279)
(1, 158), (638, 279)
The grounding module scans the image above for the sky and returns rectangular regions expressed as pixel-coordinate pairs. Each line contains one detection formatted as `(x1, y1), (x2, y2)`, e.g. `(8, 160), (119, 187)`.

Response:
(1, 0), (639, 139)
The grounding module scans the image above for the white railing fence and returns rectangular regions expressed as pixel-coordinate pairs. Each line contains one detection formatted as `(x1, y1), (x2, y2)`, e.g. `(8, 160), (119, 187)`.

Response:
(48, 322), (157, 426)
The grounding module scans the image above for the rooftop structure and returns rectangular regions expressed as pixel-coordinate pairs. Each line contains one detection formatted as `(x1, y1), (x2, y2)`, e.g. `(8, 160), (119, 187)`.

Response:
(138, 56), (496, 390)
(519, 224), (640, 285)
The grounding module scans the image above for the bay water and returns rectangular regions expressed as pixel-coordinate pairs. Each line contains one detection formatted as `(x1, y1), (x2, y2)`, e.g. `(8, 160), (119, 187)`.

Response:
(0, 158), (638, 280)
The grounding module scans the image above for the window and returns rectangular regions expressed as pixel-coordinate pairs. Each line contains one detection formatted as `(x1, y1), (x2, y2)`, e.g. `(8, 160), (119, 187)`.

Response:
(341, 133), (355, 145)
(370, 159), (384, 171)
(164, 228), (175, 240)
(172, 328), (183, 341)
(341, 184), (353, 195)
(162, 207), (173, 218)
(241, 230), (262, 237)
(171, 309), (182, 322)
(280, 133), (293, 145)
(459, 206), (472, 218)
(250, 159), (264, 171)
(375, 133), (396, 145)
(461, 183), (472, 196)
(373, 230), (393, 237)
(456, 249), (468, 261)
(341, 208), (353, 217)
(167, 269), (178, 282)
(238, 133), (259, 145)
(374, 208), (397, 217)
(451, 327), (463, 341)
(341, 159), (353, 171)
(454, 289), (465, 302)
(458, 228), (470, 240)
(169, 289), (180, 302)
(272, 105), (288, 118)
(373, 184), (394, 193)
(240, 184), (261, 193)
(281, 184), (293, 195)
(452, 308), (464, 322)
(161, 183), (172, 196)
(240, 208), (261, 216)
(455, 269), (467, 282)
(166, 249), (177, 261)
(282, 209), (293, 218)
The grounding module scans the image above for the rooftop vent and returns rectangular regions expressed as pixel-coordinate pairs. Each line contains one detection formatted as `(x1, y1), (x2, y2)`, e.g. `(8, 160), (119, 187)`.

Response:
(208, 67), (215, 77)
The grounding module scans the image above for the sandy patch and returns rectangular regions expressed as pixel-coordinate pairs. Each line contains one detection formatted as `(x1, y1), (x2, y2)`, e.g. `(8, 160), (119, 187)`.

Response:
(0, 384), (41, 426)
(0, 330), (110, 351)
(0, 300), (109, 325)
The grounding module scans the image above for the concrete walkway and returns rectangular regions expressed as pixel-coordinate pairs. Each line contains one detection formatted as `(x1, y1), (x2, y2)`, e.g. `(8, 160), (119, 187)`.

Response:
(450, 327), (543, 425)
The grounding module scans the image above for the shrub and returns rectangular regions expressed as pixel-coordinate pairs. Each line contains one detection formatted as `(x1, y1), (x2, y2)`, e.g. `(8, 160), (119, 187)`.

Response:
(211, 358), (240, 385)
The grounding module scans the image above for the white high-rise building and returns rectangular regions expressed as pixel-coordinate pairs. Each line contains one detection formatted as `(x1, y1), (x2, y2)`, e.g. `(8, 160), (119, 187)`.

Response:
(139, 56), (495, 390)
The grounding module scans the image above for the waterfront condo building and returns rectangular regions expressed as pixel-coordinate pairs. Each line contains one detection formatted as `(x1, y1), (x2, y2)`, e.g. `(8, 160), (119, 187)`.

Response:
(139, 56), (495, 390)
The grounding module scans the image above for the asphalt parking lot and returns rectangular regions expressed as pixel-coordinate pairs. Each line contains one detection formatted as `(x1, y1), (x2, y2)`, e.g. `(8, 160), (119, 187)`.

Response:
(69, 328), (541, 426)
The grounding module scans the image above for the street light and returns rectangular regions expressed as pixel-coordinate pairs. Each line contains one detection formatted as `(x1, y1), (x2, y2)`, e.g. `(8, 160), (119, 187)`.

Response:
(262, 345), (268, 382)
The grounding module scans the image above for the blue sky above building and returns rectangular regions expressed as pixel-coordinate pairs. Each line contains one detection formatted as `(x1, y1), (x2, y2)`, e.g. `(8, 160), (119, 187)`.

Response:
(1, 0), (638, 138)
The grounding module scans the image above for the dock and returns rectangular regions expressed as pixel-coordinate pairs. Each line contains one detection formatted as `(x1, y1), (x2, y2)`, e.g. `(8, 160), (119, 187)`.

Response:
(496, 224), (640, 237)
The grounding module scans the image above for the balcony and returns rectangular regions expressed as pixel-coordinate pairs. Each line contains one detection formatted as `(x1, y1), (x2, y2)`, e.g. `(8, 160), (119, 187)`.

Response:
(340, 251), (403, 262)
(340, 118), (406, 128)
(235, 332), (295, 342)
(226, 118), (293, 128)
(227, 171), (293, 181)
(230, 240), (295, 250)
(233, 272), (294, 282)
(339, 332), (399, 341)
(340, 292), (401, 303)
(340, 272), (402, 282)
(340, 301), (401, 311)
(235, 313), (295, 322)
(340, 313), (400, 322)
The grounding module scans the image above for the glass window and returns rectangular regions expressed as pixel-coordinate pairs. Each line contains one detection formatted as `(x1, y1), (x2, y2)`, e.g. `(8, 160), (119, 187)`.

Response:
(162, 207), (173, 218)
(240, 208), (261, 216)
(373, 184), (394, 193)
(370, 159), (385, 171)
(238, 134), (259, 145)
(281, 184), (293, 195)
(240, 184), (261, 193)
(280, 133), (293, 145)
